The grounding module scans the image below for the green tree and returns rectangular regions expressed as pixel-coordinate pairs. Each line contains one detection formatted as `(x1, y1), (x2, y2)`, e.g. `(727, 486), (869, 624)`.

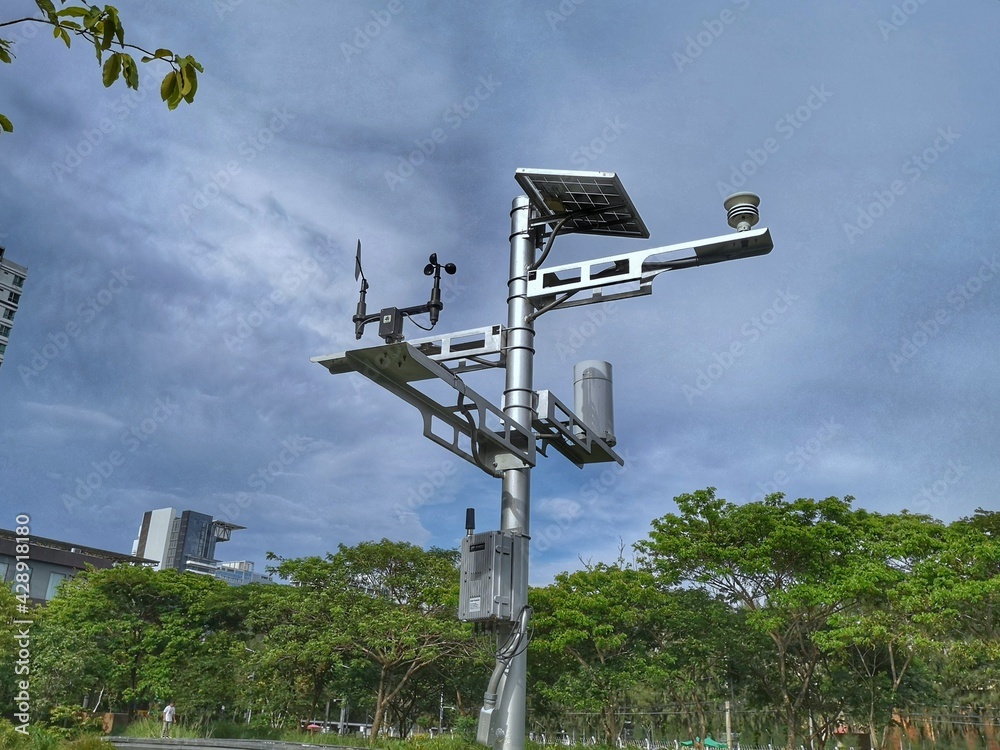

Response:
(529, 562), (672, 744)
(242, 569), (353, 727)
(816, 511), (950, 749)
(915, 510), (1000, 720)
(0, 0), (202, 134)
(0, 586), (24, 711)
(637, 490), (882, 750)
(31, 565), (242, 718)
(271, 540), (471, 742)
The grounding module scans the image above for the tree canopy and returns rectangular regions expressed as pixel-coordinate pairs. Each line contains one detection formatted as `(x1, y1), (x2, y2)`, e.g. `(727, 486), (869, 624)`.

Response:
(11, 499), (1000, 749)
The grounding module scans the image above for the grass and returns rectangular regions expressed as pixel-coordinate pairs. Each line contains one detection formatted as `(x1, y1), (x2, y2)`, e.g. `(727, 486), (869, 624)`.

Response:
(11, 719), (992, 750)
(117, 718), (202, 740)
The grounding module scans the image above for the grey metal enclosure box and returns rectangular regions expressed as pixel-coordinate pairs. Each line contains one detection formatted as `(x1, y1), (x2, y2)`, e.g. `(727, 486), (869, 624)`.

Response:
(459, 530), (526, 622)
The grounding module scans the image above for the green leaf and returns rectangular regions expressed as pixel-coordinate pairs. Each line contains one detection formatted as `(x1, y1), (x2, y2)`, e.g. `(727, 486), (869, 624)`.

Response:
(160, 70), (178, 103)
(121, 53), (138, 89)
(53, 25), (72, 48)
(102, 51), (121, 87)
(0, 42), (12, 65)
(90, 21), (103, 60)
(177, 54), (204, 74)
(108, 7), (124, 46)
(180, 65), (198, 103)
(56, 6), (89, 17)
(178, 64), (193, 96)
(34, 0), (57, 22)
(0, 114), (12, 134)
(100, 17), (113, 50)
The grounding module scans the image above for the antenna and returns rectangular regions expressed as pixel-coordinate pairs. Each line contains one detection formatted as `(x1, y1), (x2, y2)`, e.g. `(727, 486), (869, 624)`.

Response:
(350, 241), (458, 343)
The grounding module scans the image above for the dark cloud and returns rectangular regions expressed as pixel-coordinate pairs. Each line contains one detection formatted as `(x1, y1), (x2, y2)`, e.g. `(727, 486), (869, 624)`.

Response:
(2, 1), (998, 583)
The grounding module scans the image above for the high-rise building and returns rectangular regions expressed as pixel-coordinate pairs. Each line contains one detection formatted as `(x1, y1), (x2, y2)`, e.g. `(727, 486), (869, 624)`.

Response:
(0, 246), (27, 373)
(132, 507), (245, 575)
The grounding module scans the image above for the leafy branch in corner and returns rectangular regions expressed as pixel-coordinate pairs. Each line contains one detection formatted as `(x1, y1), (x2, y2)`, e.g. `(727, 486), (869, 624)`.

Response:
(0, 0), (203, 135)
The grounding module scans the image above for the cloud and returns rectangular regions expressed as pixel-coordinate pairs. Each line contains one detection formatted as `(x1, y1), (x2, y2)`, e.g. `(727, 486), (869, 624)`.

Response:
(1, 1), (998, 584)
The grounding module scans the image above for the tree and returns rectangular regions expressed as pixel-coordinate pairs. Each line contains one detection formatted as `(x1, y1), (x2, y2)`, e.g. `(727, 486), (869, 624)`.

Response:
(637, 490), (885, 750)
(241, 567), (354, 727)
(917, 510), (1000, 701)
(0, 586), (24, 712)
(31, 565), (243, 718)
(271, 540), (471, 742)
(814, 511), (950, 749)
(0, 0), (202, 134)
(530, 562), (674, 744)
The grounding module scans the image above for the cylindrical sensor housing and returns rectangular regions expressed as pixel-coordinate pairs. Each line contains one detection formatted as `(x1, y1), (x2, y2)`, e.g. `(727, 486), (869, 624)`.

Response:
(574, 360), (616, 446)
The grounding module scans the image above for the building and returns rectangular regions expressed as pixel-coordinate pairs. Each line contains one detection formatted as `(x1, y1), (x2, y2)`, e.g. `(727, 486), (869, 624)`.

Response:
(0, 529), (154, 606)
(132, 507), (245, 577)
(0, 246), (28, 373)
(214, 560), (273, 586)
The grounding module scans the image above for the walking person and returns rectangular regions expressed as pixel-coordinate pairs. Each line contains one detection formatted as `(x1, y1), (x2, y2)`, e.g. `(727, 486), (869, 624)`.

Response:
(161, 701), (176, 738)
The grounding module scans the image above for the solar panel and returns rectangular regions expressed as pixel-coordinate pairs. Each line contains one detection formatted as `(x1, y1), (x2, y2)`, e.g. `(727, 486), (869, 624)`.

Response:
(514, 168), (650, 239)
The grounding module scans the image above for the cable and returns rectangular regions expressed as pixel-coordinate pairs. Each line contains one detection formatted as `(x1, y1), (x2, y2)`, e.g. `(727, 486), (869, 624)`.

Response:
(496, 605), (533, 664)
(457, 392), (500, 478)
(408, 314), (434, 332)
(529, 215), (571, 271)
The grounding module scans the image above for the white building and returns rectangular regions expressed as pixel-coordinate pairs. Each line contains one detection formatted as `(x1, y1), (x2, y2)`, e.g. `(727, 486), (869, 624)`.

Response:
(132, 508), (271, 585)
(132, 507), (244, 575)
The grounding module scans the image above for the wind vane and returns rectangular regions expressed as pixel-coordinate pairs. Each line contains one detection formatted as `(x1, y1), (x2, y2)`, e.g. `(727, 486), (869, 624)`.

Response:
(351, 239), (457, 343)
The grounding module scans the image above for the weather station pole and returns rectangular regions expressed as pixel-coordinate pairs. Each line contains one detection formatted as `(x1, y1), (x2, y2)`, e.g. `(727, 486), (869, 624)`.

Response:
(492, 194), (536, 750)
(311, 168), (774, 750)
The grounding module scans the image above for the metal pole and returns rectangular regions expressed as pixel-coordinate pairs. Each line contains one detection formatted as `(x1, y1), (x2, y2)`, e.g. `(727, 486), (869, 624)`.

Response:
(494, 194), (536, 750)
(725, 700), (732, 750)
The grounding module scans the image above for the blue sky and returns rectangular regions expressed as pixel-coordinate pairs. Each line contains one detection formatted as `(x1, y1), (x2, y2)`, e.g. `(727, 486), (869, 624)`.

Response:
(1, 1), (997, 584)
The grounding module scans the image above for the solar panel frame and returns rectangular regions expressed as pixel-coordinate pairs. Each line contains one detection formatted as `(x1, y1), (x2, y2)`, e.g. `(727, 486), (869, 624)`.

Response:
(514, 168), (650, 239)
